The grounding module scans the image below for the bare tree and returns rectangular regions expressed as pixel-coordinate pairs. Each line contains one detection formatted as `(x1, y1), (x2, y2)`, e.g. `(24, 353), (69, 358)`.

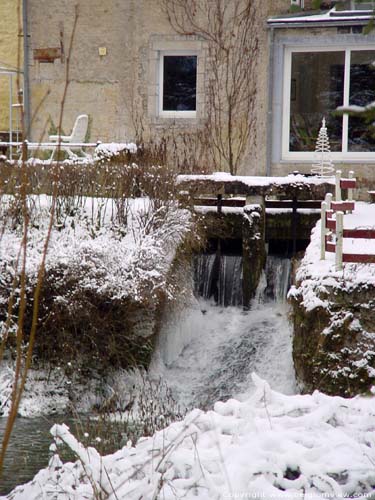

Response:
(163, 0), (260, 175)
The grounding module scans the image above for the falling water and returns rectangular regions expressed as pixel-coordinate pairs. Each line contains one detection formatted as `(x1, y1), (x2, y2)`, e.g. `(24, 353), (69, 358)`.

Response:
(194, 253), (243, 306)
(151, 254), (297, 410)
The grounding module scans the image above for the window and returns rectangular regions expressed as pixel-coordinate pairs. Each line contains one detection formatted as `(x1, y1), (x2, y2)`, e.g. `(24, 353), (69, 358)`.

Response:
(283, 48), (375, 160)
(351, 0), (375, 10)
(159, 53), (197, 117)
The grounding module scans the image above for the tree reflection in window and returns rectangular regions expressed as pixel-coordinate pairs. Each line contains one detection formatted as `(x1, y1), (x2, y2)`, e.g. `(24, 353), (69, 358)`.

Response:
(288, 49), (375, 154)
(289, 52), (344, 152)
(163, 55), (197, 112)
(348, 51), (375, 152)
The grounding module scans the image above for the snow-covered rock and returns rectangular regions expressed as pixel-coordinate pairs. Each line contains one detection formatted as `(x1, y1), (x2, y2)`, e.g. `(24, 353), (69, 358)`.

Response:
(289, 203), (375, 396)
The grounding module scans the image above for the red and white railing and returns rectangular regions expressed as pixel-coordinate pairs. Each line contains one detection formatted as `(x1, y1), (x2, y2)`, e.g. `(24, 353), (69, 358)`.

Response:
(321, 170), (375, 270)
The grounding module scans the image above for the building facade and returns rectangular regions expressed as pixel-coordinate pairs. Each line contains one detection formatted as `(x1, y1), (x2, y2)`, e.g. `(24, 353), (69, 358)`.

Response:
(23, 0), (375, 180)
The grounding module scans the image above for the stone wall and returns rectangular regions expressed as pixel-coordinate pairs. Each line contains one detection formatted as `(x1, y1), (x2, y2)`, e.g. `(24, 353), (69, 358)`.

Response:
(289, 224), (375, 397)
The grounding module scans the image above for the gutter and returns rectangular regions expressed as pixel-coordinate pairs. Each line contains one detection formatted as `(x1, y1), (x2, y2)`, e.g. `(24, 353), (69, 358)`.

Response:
(266, 26), (274, 177)
(22, 0), (31, 139)
(268, 19), (371, 28)
(267, 8), (372, 29)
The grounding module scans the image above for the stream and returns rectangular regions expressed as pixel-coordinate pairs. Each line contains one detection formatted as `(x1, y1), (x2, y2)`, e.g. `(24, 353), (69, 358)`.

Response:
(0, 255), (296, 495)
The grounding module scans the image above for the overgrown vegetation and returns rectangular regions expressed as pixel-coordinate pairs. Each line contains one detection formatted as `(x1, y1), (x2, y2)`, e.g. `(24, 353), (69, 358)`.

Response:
(71, 371), (186, 456)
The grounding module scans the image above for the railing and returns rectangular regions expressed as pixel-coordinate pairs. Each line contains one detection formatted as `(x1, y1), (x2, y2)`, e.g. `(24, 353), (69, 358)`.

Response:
(0, 140), (100, 160)
(321, 170), (375, 269)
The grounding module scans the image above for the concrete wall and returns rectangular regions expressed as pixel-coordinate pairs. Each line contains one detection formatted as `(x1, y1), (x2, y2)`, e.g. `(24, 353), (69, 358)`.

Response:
(0, 0), (22, 134)
(27, 0), (292, 174)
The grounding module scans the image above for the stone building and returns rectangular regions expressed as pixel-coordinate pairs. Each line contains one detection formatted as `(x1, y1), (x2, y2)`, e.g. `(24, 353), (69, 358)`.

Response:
(16, 0), (375, 179)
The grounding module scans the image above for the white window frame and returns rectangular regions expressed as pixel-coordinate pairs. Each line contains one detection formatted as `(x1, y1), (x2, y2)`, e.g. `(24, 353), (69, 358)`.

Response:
(282, 45), (375, 162)
(158, 51), (198, 118)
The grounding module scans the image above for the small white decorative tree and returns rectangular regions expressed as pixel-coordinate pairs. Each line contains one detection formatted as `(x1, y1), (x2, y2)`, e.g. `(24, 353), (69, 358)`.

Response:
(311, 118), (335, 177)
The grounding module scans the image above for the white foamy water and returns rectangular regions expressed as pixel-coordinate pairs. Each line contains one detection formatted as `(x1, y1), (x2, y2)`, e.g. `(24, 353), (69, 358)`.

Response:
(150, 256), (297, 410)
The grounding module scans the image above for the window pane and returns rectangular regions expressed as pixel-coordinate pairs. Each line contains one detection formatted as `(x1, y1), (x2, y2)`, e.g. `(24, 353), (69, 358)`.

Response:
(351, 0), (375, 9)
(290, 52), (345, 152)
(163, 55), (197, 112)
(348, 50), (375, 152)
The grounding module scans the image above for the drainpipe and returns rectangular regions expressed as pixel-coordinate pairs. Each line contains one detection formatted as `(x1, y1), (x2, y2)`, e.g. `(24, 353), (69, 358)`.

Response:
(266, 26), (275, 177)
(22, 0), (31, 139)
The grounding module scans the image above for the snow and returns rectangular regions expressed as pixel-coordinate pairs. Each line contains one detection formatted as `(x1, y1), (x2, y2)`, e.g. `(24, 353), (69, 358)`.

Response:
(5, 374), (375, 500)
(4, 191), (375, 497)
(178, 172), (335, 188)
(268, 7), (373, 25)
(0, 194), (194, 417)
(0, 195), (192, 306)
(194, 205), (245, 215)
(289, 201), (375, 312)
(94, 142), (137, 159)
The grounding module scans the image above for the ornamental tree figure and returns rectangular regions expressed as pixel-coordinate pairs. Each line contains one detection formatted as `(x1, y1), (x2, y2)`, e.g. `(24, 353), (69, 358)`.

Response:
(311, 118), (335, 177)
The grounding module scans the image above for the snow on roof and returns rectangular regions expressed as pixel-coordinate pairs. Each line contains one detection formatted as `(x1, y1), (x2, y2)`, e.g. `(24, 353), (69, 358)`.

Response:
(268, 7), (373, 27)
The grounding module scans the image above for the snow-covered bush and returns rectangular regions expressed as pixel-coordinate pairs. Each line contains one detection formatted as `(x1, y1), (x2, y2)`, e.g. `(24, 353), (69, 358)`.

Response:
(0, 160), (200, 372)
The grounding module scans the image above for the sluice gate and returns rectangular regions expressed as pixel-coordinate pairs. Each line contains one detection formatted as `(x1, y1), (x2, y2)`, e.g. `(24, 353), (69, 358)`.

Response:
(178, 173), (335, 308)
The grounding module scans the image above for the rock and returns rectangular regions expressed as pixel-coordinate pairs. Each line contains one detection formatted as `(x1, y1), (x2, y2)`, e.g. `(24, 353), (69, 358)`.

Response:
(290, 247), (375, 397)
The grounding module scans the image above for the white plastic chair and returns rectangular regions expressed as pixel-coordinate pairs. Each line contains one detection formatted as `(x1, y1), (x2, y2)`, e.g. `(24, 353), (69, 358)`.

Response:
(48, 114), (89, 159)
(24, 114), (90, 160)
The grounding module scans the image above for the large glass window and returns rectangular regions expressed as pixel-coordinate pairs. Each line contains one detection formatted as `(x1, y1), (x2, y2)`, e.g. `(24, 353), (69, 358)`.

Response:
(160, 54), (197, 115)
(348, 50), (375, 151)
(285, 49), (375, 158)
(290, 51), (345, 152)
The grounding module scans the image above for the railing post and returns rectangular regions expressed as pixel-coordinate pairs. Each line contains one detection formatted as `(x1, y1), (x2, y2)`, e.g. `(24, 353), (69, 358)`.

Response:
(348, 170), (354, 213)
(21, 140), (28, 162)
(321, 201), (327, 260)
(336, 211), (344, 271)
(292, 196), (298, 256)
(335, 170), (342, 202)
(325, 192), (332, 210)
(217, 194), (222, 214)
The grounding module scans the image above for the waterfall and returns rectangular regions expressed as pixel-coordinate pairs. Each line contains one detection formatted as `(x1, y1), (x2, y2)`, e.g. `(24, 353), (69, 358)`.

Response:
(194, 253), (243, 307)
(264, 255), (292, 303)
(194, 253), (291, 306)
(151, 251), (297, 410)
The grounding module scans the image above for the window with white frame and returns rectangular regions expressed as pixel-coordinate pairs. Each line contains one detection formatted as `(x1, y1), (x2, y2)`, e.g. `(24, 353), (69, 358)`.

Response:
(283, 47), (375, 160)
(159, 53), (197, 117)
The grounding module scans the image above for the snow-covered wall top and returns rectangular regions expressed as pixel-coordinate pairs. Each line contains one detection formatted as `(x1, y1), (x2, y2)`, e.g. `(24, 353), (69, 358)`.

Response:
(177, 172), (335, 199)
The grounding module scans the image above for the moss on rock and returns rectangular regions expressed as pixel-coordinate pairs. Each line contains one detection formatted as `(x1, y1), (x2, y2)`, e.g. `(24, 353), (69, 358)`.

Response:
(290, 277), (375, 397)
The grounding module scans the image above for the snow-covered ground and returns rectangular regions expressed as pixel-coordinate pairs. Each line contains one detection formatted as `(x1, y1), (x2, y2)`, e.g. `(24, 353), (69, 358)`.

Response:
(290, 202), (375, 312)
(3, 197), (375, 498)
(4, 374), (375, 500)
